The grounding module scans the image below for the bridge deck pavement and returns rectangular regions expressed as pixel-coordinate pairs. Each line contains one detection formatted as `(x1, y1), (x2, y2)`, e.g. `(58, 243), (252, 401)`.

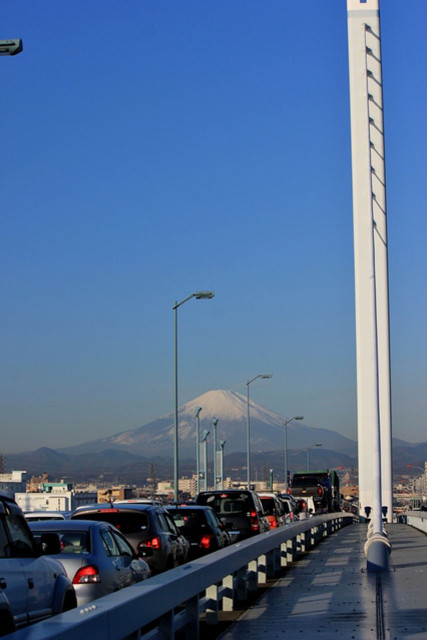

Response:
(218, 523), (427, 640)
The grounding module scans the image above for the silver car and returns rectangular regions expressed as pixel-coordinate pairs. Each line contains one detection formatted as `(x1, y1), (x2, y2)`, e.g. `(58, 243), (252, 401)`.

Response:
(29, 520), (151, 606)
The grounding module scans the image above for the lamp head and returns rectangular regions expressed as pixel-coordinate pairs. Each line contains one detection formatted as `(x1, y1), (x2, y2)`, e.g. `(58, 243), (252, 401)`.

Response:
(261, 374), (273, 379)
(0, 39), (23, 56)
(194, 406), (202, 417)
(194, 291), (215, 299)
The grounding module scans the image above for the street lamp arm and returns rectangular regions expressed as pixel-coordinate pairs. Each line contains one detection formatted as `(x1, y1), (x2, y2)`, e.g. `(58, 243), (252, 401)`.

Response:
(406, 465), (425, 473)
(173, 290), (215, 310)
(247, 373), (273, 386)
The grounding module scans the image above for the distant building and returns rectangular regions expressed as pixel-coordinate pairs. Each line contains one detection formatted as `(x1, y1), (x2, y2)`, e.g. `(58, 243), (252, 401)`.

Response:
(15, 479), (97, 512)
(0, 470), (27, 499)
(27, 473), (49, 492)
(97, 487), (134, 503)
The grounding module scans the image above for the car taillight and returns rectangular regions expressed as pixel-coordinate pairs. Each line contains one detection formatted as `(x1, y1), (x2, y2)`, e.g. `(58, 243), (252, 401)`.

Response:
(267, 515), (277, 528)
(250, 511), (259, 531)
(72, 565), (100, 584)
(318, 487), (323, 496)
(199, 534), (214, 549)
(141, 536), (161, 550)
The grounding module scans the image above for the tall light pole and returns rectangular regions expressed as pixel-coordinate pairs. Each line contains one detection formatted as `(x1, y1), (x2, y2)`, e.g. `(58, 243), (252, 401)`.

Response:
(246, 374), (272, 489)
(219, 440), (226, 490)
(201, 430), (210, 491)
(212, 418), (219, 490)
(284, 416), (304, 493)
(195, 406), (202, 495)
(306, 444), (322, 471)
(173, 291), (214, 501)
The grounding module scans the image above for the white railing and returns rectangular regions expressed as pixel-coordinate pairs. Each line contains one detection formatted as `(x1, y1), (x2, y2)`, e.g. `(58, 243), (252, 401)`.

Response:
(9, 513), (354, 640)
(401, 510), (427, 534)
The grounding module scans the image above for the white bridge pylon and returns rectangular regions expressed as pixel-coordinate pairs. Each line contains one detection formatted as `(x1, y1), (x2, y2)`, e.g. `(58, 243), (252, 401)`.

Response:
(347, 0), (392, 526)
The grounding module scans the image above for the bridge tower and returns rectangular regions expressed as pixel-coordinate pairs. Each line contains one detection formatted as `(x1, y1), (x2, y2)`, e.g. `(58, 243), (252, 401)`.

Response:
(346, 0), (392, 523)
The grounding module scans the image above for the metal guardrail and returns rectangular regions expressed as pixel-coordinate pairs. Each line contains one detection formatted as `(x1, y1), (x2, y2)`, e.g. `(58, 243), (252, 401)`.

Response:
(9, 513), (354, 640)
(398, 510), (427, 533)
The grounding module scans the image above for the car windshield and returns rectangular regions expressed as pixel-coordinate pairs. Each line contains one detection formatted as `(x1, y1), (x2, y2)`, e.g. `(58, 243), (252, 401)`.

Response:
(198, 493), (251, 516)
(73, 511), (149, 534)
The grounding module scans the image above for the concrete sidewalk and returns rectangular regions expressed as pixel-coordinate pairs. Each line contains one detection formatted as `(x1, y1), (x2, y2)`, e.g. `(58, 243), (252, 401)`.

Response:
(218, 523), (427, 640)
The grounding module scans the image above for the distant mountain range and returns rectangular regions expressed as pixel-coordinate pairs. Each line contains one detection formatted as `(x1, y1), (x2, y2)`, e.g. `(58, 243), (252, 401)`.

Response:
(58, 390), (357, 457)
(5, 390), (426, 483)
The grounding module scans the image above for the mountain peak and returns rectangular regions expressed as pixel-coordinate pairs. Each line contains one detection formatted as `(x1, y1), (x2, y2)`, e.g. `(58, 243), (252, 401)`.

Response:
(178, 389), (283, 425)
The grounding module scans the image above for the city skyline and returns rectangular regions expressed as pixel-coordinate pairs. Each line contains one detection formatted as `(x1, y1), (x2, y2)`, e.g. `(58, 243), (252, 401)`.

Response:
(1, 1), (426, 453)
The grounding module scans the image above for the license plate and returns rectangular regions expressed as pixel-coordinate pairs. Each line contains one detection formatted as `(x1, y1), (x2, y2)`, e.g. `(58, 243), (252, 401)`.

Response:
(228, 530), (240, 537)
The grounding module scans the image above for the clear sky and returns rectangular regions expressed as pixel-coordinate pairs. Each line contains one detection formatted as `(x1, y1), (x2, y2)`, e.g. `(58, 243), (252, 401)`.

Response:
(1, 1), (426, 453)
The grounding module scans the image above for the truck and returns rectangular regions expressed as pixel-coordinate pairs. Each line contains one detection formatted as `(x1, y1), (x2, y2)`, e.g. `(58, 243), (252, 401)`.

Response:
(290, 469), (340, 513)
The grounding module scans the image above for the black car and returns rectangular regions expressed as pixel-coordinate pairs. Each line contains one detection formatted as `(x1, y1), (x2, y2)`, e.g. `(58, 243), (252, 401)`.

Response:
(166, 505), (231, 559)
(71, 503), (188, 574)
(195, 490), (270, 542)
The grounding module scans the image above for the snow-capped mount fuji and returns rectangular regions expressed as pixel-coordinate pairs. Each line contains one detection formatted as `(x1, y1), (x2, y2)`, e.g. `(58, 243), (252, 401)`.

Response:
(60, 389), (356, 458)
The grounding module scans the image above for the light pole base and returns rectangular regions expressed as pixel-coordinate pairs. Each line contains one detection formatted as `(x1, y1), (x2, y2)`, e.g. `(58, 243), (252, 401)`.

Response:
(365, 533), (392, 572)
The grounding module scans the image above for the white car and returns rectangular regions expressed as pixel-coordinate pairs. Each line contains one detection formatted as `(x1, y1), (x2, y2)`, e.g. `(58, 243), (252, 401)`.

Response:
(24, 511), (67, 522)
(0, 493), (76, 635)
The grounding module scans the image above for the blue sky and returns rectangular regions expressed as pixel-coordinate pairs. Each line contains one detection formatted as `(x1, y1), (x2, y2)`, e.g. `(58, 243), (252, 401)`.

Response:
(1, 1), (426, 453)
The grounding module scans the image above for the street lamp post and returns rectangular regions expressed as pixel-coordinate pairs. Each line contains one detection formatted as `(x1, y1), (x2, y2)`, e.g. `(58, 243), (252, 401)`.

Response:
(195, 406), (202, 495)
(283, 416), (304, 493)
(201, 430), (210, 491)
(219, 440), (226, 490)
(246, 374), (272, 489)
(306, 444), (322, 471)
(212, 418), (219, 490)
(173, 291), (214, 501)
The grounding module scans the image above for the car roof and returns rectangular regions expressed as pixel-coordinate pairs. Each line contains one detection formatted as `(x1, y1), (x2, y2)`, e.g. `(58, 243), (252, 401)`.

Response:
(28, 519), (108, 532)
(71, 503), (158, 515)
(198, 490), (254, 495)
(24, 511), (66, 517)
(166, 505), (212, 511)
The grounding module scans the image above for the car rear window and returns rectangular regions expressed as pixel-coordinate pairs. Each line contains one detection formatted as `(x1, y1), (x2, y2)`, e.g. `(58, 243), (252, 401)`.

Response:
(168, 510), (206, 529)
(32, 530), (89, 553)
(73, 511), (149, 534)
(197, 493), (251, 515)
(259, 498), (275, 516)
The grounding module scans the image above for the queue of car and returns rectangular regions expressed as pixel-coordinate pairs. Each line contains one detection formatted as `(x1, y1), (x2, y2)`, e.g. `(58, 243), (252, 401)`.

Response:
(1, 487), (312, 635)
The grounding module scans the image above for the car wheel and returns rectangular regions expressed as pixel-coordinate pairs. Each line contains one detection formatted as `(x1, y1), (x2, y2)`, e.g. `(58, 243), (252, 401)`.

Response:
(62, 591), (77, 612)
(0, 612), (15, 637)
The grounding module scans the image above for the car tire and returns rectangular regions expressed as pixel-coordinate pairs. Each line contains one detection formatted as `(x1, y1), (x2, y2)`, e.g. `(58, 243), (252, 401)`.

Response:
(0, 611), (15, 637)
(62, 590), (77, 612)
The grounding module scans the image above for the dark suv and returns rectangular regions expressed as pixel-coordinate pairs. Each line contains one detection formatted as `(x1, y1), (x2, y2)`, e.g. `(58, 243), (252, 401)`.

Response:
(166, 505), (230, 559)
(195, 490), (270, 542)
(0, 493), (76, 635)
(71, 503), (188, 573)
